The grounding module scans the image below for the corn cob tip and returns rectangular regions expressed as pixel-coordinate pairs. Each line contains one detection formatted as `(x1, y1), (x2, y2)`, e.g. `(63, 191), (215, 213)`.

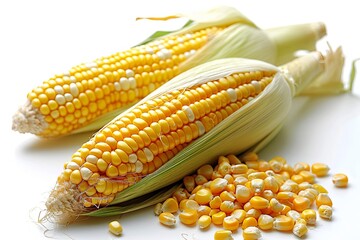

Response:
(311, 22), (326, 41)
(12, 100), (47, 135)
(43, 182), (90, 224)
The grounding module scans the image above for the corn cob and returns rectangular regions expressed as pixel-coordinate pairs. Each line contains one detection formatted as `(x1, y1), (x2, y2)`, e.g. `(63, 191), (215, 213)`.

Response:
(43, 47), (345, 224)
(12, 6), (326, 137)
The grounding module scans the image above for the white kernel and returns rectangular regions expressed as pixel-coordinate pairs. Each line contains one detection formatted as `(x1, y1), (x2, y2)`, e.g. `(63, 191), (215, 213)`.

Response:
(63, 72), (70, 77)
(251, 80), (261, 94)
(50, 110), (59, 118)
(64, 93), (73, 102)
(190, 49), (196, 55)
(195, 120), (205, 136)
(86, 154), (98, 164)
(226, 88), (237, 102)
(184, 51), (190, 59)
(70, 76), (77, 83)
(144, 148), (154, 162)
(168, 39), (175, 45)
(80, 167), (92, 180)
(129, 77), (136, 89)
(186, 33), (192, 39)
(54, 85), (64, 94)
(156, 51), (165, 60)
(120, 77), (130, 91)
(161, 48), (172, 59)
(126, 69), (134, 78)
(145, 47), (154, 54)
(128, 154), (138, 163)
(85, 62), (98, 69)
(66, 162), (80, 170)
(182, 106), (195, 122)
(70, 83), (79, 97)
(55, 94), (66, 105)
(135, 161), (143, 173)
(114, 82), (121, 91)
(177, 37), (184, 43)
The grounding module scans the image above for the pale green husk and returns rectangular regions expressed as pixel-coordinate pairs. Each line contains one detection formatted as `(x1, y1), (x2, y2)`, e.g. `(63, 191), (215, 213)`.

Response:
(84, 47), (344, 217)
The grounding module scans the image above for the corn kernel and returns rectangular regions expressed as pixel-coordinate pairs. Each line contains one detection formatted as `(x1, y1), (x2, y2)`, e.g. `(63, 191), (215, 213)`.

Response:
(286, 210), (301, 221)
(159, 212), (176, 226)
(179, 209), (198, 225)
(293, 196), (311, 212)
(293, 222), (308, 237)
(235, 185), (252, 203)
(154, 203), (162, 216)
(332, 173), (348, 188)
(108, 220), (123, 236)
(214, 230), (234, 240)
(301, 209), (317, 225)
(258, 214), (274, 230)
(223, 216), (240, 231)
(210, 196), (222, 209)
(195, 188), (213, 205)
(316, 193), (333, 208)
(318, 205), (333, 219)
(198, 215), (211, 229)
(243, 226), (262, 240)
(212, 211), (227, 225)
(220, 201), (235, 214)
(231, 209), (246, 223)
(311, 163), (330, 177)
(210, 178), (228, 194)
(273, 215), (294, 231)
(249, 196), (269, 209)
(197, 164), (214, 180)
(161, 197), (179, 213)
(242, 217), (257, 229)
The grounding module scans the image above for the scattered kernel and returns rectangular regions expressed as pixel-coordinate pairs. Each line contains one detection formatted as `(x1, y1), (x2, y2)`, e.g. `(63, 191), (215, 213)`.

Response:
(108, 220), (123, 236)
(332, 173), (348, 187)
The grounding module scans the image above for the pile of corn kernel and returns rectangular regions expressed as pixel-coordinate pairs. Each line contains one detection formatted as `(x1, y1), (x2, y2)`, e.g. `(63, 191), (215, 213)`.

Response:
(154, 152), (348, 240)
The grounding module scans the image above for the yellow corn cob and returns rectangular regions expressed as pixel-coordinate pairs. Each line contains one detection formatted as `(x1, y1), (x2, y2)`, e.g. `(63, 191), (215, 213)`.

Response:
(43, 46), (344, 224)
(12, 6), (326, 137)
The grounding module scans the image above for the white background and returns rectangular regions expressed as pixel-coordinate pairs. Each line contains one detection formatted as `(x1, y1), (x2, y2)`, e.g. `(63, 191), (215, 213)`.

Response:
(1, 0), (360, 239)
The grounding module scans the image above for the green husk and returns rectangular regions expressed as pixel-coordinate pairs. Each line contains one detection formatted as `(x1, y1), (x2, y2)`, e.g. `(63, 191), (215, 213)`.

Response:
(83, 48), (343, 218)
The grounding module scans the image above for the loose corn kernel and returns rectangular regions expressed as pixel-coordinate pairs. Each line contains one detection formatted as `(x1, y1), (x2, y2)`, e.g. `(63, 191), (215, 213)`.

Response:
(269, 159), (283, 173)
(210, 196), (222, 209)
(312, 183), (328, 193)
(235, 185), (252, 203)
(220, 201), (235, 214)
(214, 230), (234, 240)
(154, 203), (162, 216)
(294, 162), (310, 174)
(286, 210), (301, 221)
(242, 217), (257, 229)
(172, 188), (189, 202)
(299, 171), (316, 184)
(241, 152), (259, 162)
(195, 188), (213, 205)
(231, 164), (248, 174)
(273, 215), (294, 231)
(179, 209), (198, 225)
(269, 198), (285, 212)
(161, 197), (179, 213)
(231, 209), (247, 223)
(223, 216), (240, 231)
(198, 215), (212, 229)
(301, 209), (317, 225)
(318, 205), (333, 219)
(311, 163), (330, 177)
(293, 196), (311, 212)
(249, 196), (269, 210)
(242, 226), (262, 240)
(197, 164), (214, 180)
(220, 191), (236, 202)
(159, 212), (176, 226)
(293, 222), (308, 237)
(183, 175), (196, 192)
(316, 193), (333, 208)
(212, 211), (227, 225)
(250, 179), (264, 194)
(197, 205), (212, 216)
(108, 220), (123, 236)
(332, 173), (348, 188)
(227, 154), (241, 165)
(210, 178), (228, 194)
(258, 214), (274, 230)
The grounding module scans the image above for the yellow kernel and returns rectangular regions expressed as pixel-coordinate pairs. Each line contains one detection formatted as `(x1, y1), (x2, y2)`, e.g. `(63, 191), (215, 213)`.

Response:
(249, 196), (269, 210)
(258, 214), (274, 230)
(318, 205), (333, 219)
(223, 216), (239, 231)
(194, 188), (213, 205)
(332, 173), (348, 187)
(108, 220), (123, 236)
(231, 209), (246, 223)
(161, 198), (179, 213)
(214, 230), (233, 240)
(273, 215), (294, 231)
(242, 217), (257, 229)
(210, 178), (228, 194)
(159, 212), (176, 226)
(312, 184), (328, 193)
(212, 211), (226, 225)
(316, 193), (333, 208)
(293, 196), (311, 212)
(179, 210), (198, 225)
(198, 215), (211, 229)
(301, 209), (317, 225)
(243, 226), (261, 240)
(197, 164), (214, 180)
(293, 222), (308, 237)
(311, 163), (330, 177)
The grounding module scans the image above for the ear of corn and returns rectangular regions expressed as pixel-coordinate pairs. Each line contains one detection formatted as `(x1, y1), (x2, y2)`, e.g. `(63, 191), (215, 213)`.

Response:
(12, 6), (327, 138)
(43, 46), (344, 223)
